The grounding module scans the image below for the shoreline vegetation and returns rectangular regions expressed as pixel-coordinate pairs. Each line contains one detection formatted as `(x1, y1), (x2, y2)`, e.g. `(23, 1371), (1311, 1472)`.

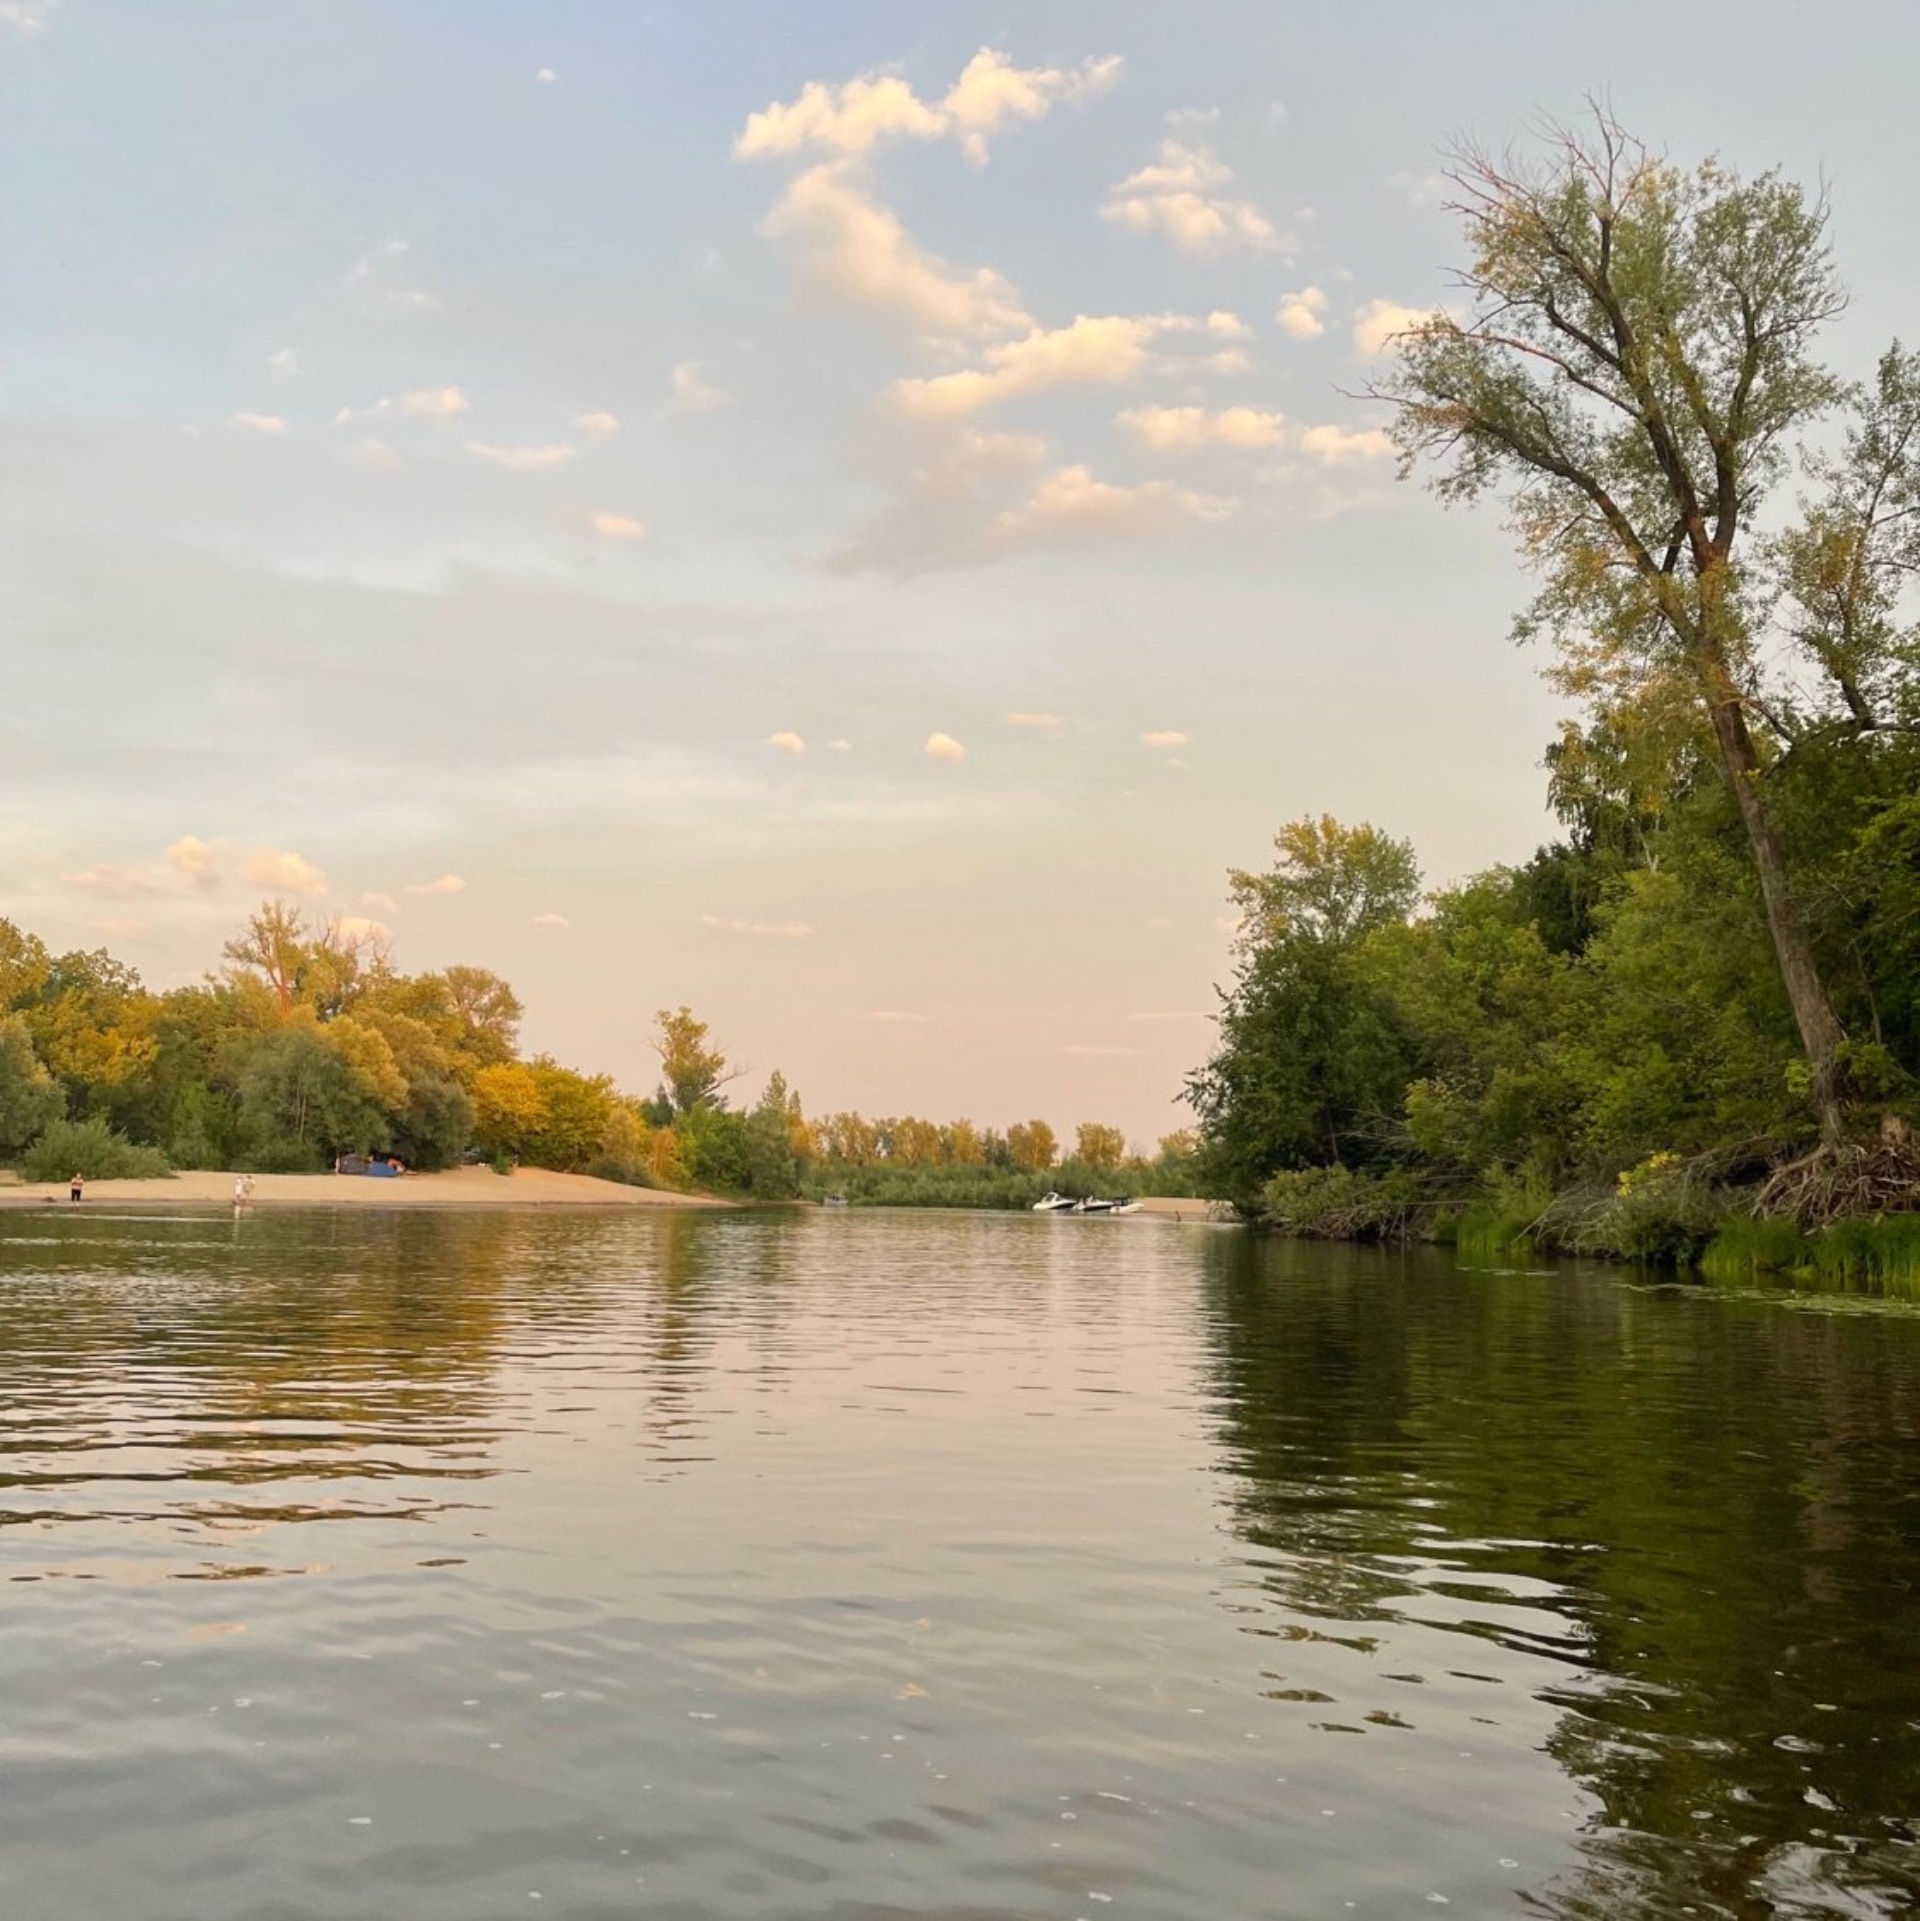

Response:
(1184, 111), (1920, 1293)
(0, 904), (1202, 1219)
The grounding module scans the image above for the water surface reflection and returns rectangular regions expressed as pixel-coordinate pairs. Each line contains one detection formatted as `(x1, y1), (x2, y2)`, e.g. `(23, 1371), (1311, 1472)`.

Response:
(0, 1208), (1915, 1918)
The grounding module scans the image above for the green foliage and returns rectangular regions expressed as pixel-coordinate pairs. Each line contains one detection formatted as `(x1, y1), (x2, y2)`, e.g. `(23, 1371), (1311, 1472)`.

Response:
(21, 1116), (170, 1181)
(0, 1014), (63, 1156)
(679, 1102), (749, 1192)
(1704, 1216), (1920, 1298)
(1451, 1203), (1539, 1262)
(1259, 1165), (1418, 1240)
(653, 1006), (734, 1119)
(1542, 1155), (1728, 1266)
(222, 1017), (401, 1165)
(1804, 1217), (1920, 1296)
(1698, 1216), (1811, 1283)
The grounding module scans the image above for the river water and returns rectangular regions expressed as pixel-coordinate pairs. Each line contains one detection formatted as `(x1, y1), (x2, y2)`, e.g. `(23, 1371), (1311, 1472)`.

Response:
(2, 1207), (1917, 1920)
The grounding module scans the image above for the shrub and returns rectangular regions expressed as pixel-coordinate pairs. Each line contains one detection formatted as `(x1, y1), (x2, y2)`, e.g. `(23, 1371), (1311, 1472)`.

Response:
(21, 1116), (171, 1182)
(1259, 1164), (1418, 1239)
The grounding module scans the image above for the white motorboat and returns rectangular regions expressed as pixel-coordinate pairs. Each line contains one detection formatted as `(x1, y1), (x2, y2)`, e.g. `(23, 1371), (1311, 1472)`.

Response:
(1032, 1191), (1079, 1212)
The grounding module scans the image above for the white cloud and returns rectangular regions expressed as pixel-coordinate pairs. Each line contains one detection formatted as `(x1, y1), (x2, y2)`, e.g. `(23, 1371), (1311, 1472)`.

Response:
(349, 438), (402, 471)
(762, 162), (1030, 347)
(1004, 711), (1063, 731)
(573, 409), (620, 440)
(244, 847), (327, 897)
(890, 314), (1163, 418)
(1206, 310), (1250, 339)
(1353, 298), (1435, 358)
(165, 835), (217, 887)
(925, 732), (967, 763)
(1141, 729), (1189, 748)
(670, 361), (730, 412)
(867, 1010), (926, 1022)
(1275, 285), (1328, 339)
(701, 914), (815, 939)
(332, 915), (389, 945)
(737, 71), (944, 161)
(266, 346), (302, 381)
(1119, 405), (1286, 451)
(346, 239), (405, 284)
(0, 2), (53, 37)
(584, 511), (648, 541)
(828, 421), (1234, 575)
(767, 730), (806, 754)
(535, 66), (556, 84)
(1019, 465), (1233, 541)
(940, 47), (1122, 165)
(63, 864), (155, 896)
(533, 911), (571, 927)
(735, 47), (1119, 164)
(828, 738), (852, 753)
(1293, 422), (1394, 464)
(466, 441), (575, 471)
(1102, 139), (1278, 254)
(406, 874), (466, 895)
(333, 397), (393, 425)
(400, 385), (469, 418)
(230, 412), (285, 435)
(361, 891), (397, 913)
(344, 238), (438, 315)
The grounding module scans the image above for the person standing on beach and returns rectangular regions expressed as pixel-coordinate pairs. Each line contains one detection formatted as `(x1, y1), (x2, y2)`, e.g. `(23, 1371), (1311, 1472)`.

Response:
(69, 1172), (83, 1203)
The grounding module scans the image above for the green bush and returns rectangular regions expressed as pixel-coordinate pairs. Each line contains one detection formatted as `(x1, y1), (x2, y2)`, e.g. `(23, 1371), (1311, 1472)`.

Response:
(21, 1116), (171, 1182)
(584, 1153), (655, 1189)
(1259, 1164), (1418, 1239)
(1539, 1154), (1725, 1265)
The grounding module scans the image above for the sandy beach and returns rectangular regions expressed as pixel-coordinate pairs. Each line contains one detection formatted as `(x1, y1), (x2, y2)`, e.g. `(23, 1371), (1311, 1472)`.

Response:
(0, 1166), (727, 1211)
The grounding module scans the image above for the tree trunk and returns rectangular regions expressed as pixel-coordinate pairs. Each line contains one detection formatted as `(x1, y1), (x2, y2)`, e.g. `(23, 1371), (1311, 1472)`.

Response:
(1702, 688), (1851, 1137)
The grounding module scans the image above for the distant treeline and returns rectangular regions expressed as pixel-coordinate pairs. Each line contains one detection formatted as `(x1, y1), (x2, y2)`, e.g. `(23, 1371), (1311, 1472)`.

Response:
(0, 906), (1194, 1203)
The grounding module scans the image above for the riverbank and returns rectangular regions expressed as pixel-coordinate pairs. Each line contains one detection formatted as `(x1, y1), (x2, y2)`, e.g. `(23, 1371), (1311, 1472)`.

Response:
(0, 1167), (728, 1211)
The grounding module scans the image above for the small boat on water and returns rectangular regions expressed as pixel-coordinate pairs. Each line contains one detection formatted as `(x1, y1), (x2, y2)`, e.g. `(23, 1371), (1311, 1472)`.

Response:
(1032, 1191), (1079, 1213)
(821, 1193), (848, 1207)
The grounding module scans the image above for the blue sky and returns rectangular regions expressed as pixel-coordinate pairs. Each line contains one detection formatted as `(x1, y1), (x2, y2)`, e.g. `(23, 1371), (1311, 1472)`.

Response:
(3, 0), (1915, 1143)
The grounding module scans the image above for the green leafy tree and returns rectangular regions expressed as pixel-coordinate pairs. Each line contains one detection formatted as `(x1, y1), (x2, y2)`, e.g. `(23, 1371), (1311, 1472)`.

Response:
(653, 1006), (738, 1117)
(743, 1073), (803, 1198)
(1192, 818), (1422, 1208)
(1377, 109), (1919, 1135)
(0, 1014), (62, 1155)
(223, 1017), (399, 1167)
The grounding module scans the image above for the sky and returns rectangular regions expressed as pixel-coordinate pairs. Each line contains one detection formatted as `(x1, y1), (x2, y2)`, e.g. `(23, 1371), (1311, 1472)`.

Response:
(4, 0), (1918, 1148)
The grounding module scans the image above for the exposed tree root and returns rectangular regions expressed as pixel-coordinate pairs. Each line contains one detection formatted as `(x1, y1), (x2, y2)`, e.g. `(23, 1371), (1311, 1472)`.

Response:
(1756, 1116), (1920, 1230)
